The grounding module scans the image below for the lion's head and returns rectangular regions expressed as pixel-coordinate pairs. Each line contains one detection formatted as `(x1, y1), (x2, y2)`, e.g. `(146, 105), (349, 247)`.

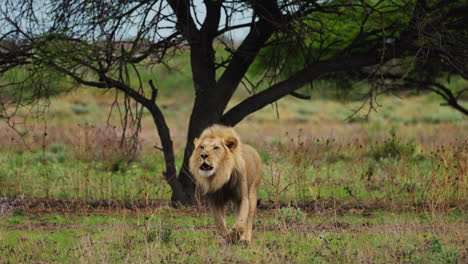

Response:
(189, 125), (243, 193)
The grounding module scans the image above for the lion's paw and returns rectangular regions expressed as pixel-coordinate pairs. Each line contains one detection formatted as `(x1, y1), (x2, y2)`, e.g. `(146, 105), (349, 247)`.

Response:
(226, 228), (242, 244)
(238, 238), (250, 245)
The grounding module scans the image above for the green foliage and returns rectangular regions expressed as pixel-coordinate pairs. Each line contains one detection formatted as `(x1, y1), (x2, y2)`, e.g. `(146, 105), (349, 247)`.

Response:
(1, 66), (74, 103)
(49, 143), (67, 154)
(70, 103), (102, 115)
(142, 216), (173, 244)
(429, 235), (443, 254)
(369, 128), (416, 160)
(160, 225), (173, 244)
(12, 208), (24, 216)
(26, 147), (72, 164)
(278, 207), (306, 224)
(258, 151), (271, 163)
(145, 228), (158, 243)
(248, 1), (410, 94)
(428, 235), (459, 264)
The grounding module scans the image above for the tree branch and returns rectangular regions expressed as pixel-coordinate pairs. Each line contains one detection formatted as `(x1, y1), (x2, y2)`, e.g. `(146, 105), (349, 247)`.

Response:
(216, 0), (328, 107)
(201, 0), (221, 39)
(289, 91), (311, 100)
(216, 0), (285, 106)
(166, 0), (199, 41)
(384, 74), (468, 116)
(221, 53), (389, 126)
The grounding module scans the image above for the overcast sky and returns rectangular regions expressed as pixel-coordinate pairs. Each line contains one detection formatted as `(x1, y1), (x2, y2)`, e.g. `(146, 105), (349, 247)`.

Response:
(1, 0), (253, 42)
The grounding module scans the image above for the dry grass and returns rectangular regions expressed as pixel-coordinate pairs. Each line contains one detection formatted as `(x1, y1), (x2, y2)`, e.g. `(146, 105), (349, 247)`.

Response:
(0, 208), (466, 263)
(0, 90), (466, 263)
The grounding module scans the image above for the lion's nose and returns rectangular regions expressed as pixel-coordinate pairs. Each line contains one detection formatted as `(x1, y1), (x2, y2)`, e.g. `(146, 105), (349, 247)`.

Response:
(200, 154), (208, 159)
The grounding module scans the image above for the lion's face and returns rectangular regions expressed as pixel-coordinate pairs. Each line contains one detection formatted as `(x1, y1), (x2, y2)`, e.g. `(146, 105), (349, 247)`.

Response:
(192, 137), (230, 178)
(189, 126), (240, 193)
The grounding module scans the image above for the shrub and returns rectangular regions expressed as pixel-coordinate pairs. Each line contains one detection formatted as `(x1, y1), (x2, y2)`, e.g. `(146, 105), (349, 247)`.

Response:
(26, 150), (71, 164)
(71, 103), (101, 115)
(49, 143), (67, 154)
(278, 207), (306, 224)
(12, 208), (24, 216)
(369, 128), (416, 160)
(427, 235), (459, 264)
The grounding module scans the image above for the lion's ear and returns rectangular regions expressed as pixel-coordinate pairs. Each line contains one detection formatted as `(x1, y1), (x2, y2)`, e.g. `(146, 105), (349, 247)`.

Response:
(224, 137), (238, 151)
(193, 137), (200, 147)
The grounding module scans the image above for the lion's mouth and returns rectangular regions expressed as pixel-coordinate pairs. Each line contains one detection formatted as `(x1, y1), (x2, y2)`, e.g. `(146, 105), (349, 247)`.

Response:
(200, 162), (214, 171)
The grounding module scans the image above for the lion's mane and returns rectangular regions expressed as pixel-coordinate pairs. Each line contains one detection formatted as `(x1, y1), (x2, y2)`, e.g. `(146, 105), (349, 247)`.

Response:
(189, 124), (247, 193)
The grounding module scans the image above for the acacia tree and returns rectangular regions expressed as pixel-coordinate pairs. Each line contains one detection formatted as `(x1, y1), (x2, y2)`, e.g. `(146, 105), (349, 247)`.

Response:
(1, 0), (466, 205)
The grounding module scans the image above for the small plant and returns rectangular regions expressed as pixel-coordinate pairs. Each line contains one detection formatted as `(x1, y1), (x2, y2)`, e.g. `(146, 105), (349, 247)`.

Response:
(429, 235), (443, 254)
(369, 128), (416, 160)
(428, 235), (459, 264)
(278, 206), (306, 224)
(145, 229), (158, 243)
(71, 103), (101, 115)
(12, 208), (24, 216)
(48, 143), (68, 153)
(142, 215), (173, 244)
(264, 146), (295, 215)
(160, 225), (173, 244)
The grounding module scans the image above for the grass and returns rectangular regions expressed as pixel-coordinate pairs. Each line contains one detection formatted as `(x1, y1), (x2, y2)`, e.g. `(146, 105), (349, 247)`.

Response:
(0, 83), (466, 262)
(0, 93), (466, 212)
(0, 127), (465, 210)
(0, 151), (172, 200)
(0, 210), (466, 263)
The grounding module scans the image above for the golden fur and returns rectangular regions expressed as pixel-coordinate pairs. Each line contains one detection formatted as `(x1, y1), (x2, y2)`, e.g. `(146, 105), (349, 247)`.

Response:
(189, 124), (262, 243)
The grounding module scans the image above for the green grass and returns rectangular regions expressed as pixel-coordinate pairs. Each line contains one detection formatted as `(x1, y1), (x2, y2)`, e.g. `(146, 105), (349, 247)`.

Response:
(0, 152), (172, 200)
(0, 81), (466, 263)
(0, 211), (465, 263)
(0, 133), (465, 210)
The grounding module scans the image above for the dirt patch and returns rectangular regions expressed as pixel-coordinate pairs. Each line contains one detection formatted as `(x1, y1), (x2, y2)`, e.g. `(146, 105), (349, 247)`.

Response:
(255, 221), (467, 235)
(0, 197), (23, 217)
(12, 197), (171, 214)
(3, 222), (80, 232)
(2, 219), (466, 237)
(0, 197), (465, 216)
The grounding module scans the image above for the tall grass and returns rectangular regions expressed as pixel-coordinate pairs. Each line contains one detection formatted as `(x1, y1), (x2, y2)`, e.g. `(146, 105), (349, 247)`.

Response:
(0, 123), (465, 214)
(258, 129), (467, 212)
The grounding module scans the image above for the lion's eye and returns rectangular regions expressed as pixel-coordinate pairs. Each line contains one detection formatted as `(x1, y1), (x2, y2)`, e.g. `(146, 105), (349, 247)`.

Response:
(200, 145), (205, 150)
(213, 146), (219, 150)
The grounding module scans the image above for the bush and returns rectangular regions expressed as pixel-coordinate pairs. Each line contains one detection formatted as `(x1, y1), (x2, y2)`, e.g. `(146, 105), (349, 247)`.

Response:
(369, 128), (416, 160)
(26, 150), (71, 164)
(71, 103), (101, 115)
(427, 235), (459, 264)
(278, 207), (306, 224)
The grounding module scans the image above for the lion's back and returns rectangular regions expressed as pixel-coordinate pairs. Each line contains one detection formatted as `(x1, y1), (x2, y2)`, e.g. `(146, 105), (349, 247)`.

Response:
(241, 143), (262, 188)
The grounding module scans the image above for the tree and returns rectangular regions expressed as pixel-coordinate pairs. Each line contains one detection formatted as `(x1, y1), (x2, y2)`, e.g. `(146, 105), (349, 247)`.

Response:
(1, 0), (466, 205)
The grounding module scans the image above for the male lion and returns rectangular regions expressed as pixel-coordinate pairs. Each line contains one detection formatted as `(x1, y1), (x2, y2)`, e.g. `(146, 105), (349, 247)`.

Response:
(189, 124), (262, 243)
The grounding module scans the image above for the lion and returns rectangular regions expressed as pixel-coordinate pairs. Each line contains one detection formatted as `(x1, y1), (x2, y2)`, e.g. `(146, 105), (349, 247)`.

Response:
(189, 124), (262, 244)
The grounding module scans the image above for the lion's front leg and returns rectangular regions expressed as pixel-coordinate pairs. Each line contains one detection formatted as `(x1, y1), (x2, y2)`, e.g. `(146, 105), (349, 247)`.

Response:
(234, 197), (249, 232)
(239, 188), (258, 243)
(227, 198), (249, 243)
(211, 204), (228, 236)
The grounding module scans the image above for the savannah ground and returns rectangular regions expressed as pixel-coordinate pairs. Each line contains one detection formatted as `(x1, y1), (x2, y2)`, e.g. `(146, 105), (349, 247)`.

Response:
(0, 82), (467, 263)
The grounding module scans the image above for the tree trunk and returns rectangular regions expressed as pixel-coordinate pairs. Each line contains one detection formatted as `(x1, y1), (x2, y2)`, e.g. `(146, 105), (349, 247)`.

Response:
(176, 95), (225, 204)
(175, 42), (225, 205)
